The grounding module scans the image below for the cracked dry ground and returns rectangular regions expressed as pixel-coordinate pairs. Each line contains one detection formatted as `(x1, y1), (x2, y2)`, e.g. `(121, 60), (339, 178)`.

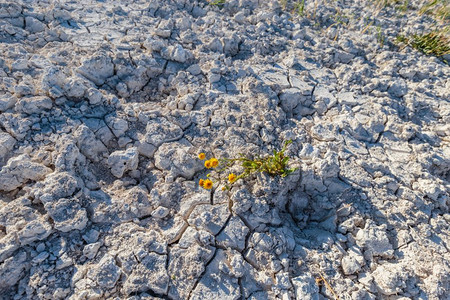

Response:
(0, 0), (449, 299)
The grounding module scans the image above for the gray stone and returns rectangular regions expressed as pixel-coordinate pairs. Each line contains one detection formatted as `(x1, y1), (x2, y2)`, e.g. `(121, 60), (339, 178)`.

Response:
(0, 251), (28, 292)
(15, 96), (53, 114)
(168, 243), (215, 299)
(87, 254), (121, 289)
(341, 255), (361, 275)
(83, 242), (101, 260)
(43, 198), (88, 232)
(171, 44), (187, 63)
(0, 94), (17, 112)
(0, 131), (15, 160)
(216, 216), (249, 251)
(372, 263), (408, 295)
(122, 252), (169, 295)
(188, 203), (230, 235)
(108, 147), (139, 178)
(154, 139), (204, 179)
(74, 125), (107, 162)
(355, 221), (394, 258)
(292, 274), (319, 300)
(279, 88), (302, 112)
(388, 79), (408, 97)
(190, 249), (240, 300)
(0, 154), (52, 191)
(77, 52), (114, 85)
(313, 85), (337, 115)
(25, 16), (46, 33)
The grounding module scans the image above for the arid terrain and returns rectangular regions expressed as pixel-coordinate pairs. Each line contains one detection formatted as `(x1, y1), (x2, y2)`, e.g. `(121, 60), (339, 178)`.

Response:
(0, 0), (449, 299)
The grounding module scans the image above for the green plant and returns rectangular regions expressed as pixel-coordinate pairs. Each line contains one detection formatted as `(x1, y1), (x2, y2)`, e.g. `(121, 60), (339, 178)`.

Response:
(396, 29), (450, 59)
(376, 25), (386, 46)
(294, 0), (305, 16)
(208, 0), (226, 6)
(397, 0), (409, 12)
(419, 0), (450, 23)
(197, 140), (298, 191)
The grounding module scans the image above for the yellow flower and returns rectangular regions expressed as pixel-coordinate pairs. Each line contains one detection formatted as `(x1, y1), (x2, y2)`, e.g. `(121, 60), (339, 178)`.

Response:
(205, 160), (212, 168)
(198, 153), (206, 160)
(221, 186), (226, 191)
(228, 173), (237, 183)
(210, 158), (219, 168)
(199, 179), (205, 187)
(203, 179), (213, 189)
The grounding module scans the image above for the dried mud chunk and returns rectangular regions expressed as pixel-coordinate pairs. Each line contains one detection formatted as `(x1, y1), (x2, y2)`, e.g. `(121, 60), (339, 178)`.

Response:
(87, 254), (121, 289)
(355, 221), (394, 259)
(0, 154), (52, 191)
(190, 249), (240, 300)
(74, 125), (107, 162)
(292, 274), (320, 300)
(15, 96), (52, 115)
(216, 216), (249, 251)
(122, 252), (169, 295)
(154, 139), (203, 179)
(372, 263), (409, 295)
(77, 52), (114, 85)
(0, 94), (17, 112)
(168, 243), (215, 300)
(187, 203), (230, 236)
(0, 251), (28, 293)
(43, 198), (88, 232)
(107, 147), (139, 178)
(0, 131), (15, 160)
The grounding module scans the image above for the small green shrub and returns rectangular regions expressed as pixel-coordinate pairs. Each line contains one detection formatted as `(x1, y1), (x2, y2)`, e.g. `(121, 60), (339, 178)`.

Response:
(396, 29), (450, 60)
(208, 0), (226, 6)
(198, 140), (298, 191)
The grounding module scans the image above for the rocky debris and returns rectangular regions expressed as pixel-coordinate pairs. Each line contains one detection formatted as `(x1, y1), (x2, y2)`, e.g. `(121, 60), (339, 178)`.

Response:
(0, 131), (15, 160)
(372, 263), (410, 296)
(77, 52), (114, 86)
(137, 117), (184, 158)
(154, 139), (204, 179)
(216, 215), (249, 251)
(0, 0), (449, 299)
(0, 154), (52, 191)
(107, 147), (139, 178)
(0, 251), (29, 292)
(123, 252), (169, 295)
(87, 254), (121, 290)
(190, 249), (240, 300)
(292, 274), (320, 300)
(355, 221), (394, 259)
(42, 197), (88, 232)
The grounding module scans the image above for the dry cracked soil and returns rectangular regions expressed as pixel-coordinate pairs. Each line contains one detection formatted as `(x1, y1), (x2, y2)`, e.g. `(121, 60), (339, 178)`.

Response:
(0, 0), (449, 299)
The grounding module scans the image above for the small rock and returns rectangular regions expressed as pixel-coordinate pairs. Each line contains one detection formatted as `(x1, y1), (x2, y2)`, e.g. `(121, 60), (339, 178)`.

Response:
(171, 44), (187, 63)
(341, 255), (361, 275)
(122, 252), (169, 295)
(292, 274), (319, 300)
(77, 52), (114, 85)
(152, 206), (169, 219)
(108, 147), (139, 178)
(355, 221), (394, 258)
(216, 216), (249, 251)
(372, 263), (408, 295)
(83, 242), (101, 259)
(154, 139), (204, 179)
(32, 251), (49, 264)
(388, 79), (408, 97)
(88, 254), (121, 289)
(25, 16), (46, 33)
(43, 198), (88, 232)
